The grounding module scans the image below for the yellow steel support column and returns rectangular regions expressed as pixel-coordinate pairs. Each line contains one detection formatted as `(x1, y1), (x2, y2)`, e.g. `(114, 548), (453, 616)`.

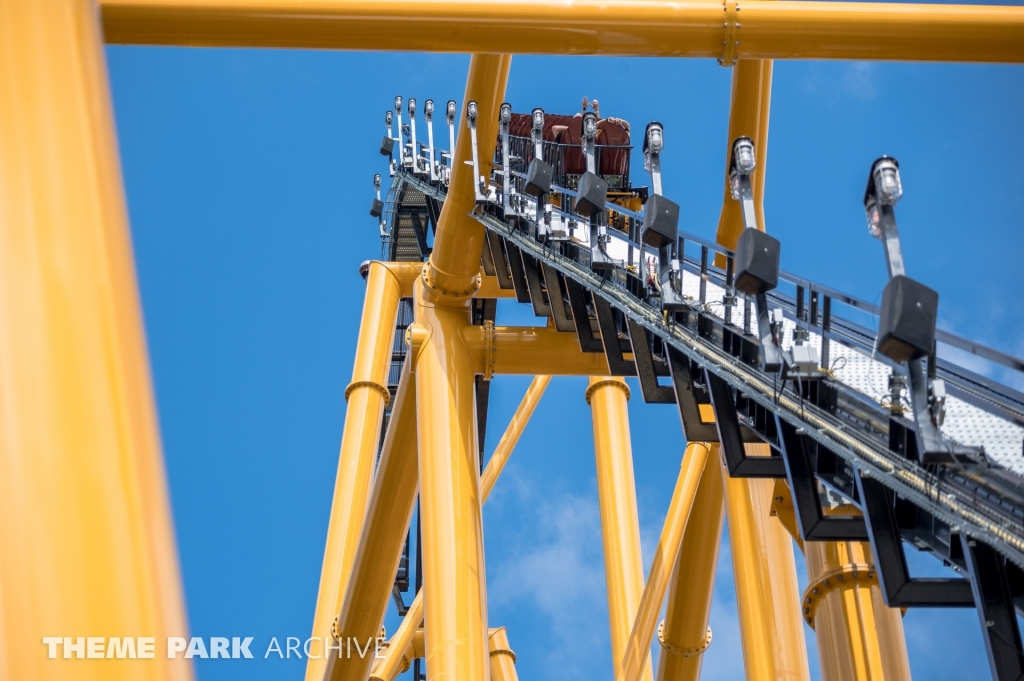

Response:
(0, 1), (191, 679)
(803, 531), (912, 681)
(587, 378), (654, 681)
(714, 58), (773, 254)
(328, 373), (548, 681)
(767, 484), (912, 681)
(414, 290), (489, 681)
(412, 53), (509, 681)
(369, 373), (547, 681)
(488, 627), (519, 681)
(323, 362), (417, 681)
(306, 262), (402, 681)
(615, 443), (713, 681)
(424, 54), (512, 297)
(723, 455), (810, 681)
(655, 444), (725, 681)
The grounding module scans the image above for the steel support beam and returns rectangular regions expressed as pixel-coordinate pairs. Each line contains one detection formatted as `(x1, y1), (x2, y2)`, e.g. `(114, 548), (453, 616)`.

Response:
(961, 536), (1024, 681)
(306, 261), (402, 681)
(374, 261), (515, 300)
(587, 378), (654, 681)
(323, 362), (417, 681)
(0, 1), (191, 678)
(423, 54), (511, 299)
(370, 627), (516, 681)
(656, 445), (725, 681)
(368, 373), (549, 681)
(723, 464), (811, 681)
(461, 325), (612, 376)
(413, 291), (489, 680)
(802, 506), (912, 681)
(715, 58), (773, 255)
(615, 443), (712, 681)
(480, 375), (551, 493)
(488, 627), (520, 681)
(100, 0), (1024, 64)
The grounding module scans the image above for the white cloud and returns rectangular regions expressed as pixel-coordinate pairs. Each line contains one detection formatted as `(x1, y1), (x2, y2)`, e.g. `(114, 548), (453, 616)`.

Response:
(489, 489), (610, 678)
(802, 62), (879, 103)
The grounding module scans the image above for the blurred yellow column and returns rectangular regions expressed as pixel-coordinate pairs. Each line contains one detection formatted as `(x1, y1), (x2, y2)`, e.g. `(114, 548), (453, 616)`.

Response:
(723, 451), (810, 681)
(306, 261), (402, 681)
(656, 444), (725, 681)
(587, 378), (654, 681)
(0, 1), (191, 679)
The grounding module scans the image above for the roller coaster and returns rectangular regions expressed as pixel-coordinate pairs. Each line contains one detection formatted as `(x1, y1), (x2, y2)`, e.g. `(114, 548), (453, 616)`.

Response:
(357, 93), (1024, 681)
(4, 2), (1024, 681)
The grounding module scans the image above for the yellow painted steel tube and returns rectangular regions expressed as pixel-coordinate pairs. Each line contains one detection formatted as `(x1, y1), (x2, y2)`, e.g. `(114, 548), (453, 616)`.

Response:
(323, 362), (418, 681)
(424, 54), (511, 299)
(0, 1), (191, 679)
(370, 596), (424, 681)
(461, 324), (611, 377)
(98, 0), (1024, 63)
(368, 374), (547, 681)
(489, 627), (519, 681)
(587, 378), (654, 681)
(802, 507), (911, 681)
(615, 443), (712, 681)
(480, 375), (551, 493)
(655, 444), (725, 681)
(330, 373), (547, 681)
(306, 261), (402, 681)
(722, 455), (810, 681)
(370, 627), (513, 681)
(375, 261), (513, 300)
(413, 284), (489, 681)
(715, 58), (773, 254)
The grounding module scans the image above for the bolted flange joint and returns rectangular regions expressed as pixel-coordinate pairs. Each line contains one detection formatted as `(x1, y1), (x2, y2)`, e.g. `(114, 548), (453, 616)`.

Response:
(658, 620), (713, 658)
(420, 263), (481, 302)
(801, 562), (876, 629)
(585, 379), (631, 405)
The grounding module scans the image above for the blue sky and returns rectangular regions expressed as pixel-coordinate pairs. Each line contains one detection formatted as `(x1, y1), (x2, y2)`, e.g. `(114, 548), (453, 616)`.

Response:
(106, 45), (1023, 680)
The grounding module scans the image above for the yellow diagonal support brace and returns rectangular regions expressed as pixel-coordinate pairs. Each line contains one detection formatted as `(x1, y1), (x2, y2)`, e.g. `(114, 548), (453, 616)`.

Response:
(0, 1), (191, 678)
(614, 443), (712, 681)
(656, 445), (725, 681)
